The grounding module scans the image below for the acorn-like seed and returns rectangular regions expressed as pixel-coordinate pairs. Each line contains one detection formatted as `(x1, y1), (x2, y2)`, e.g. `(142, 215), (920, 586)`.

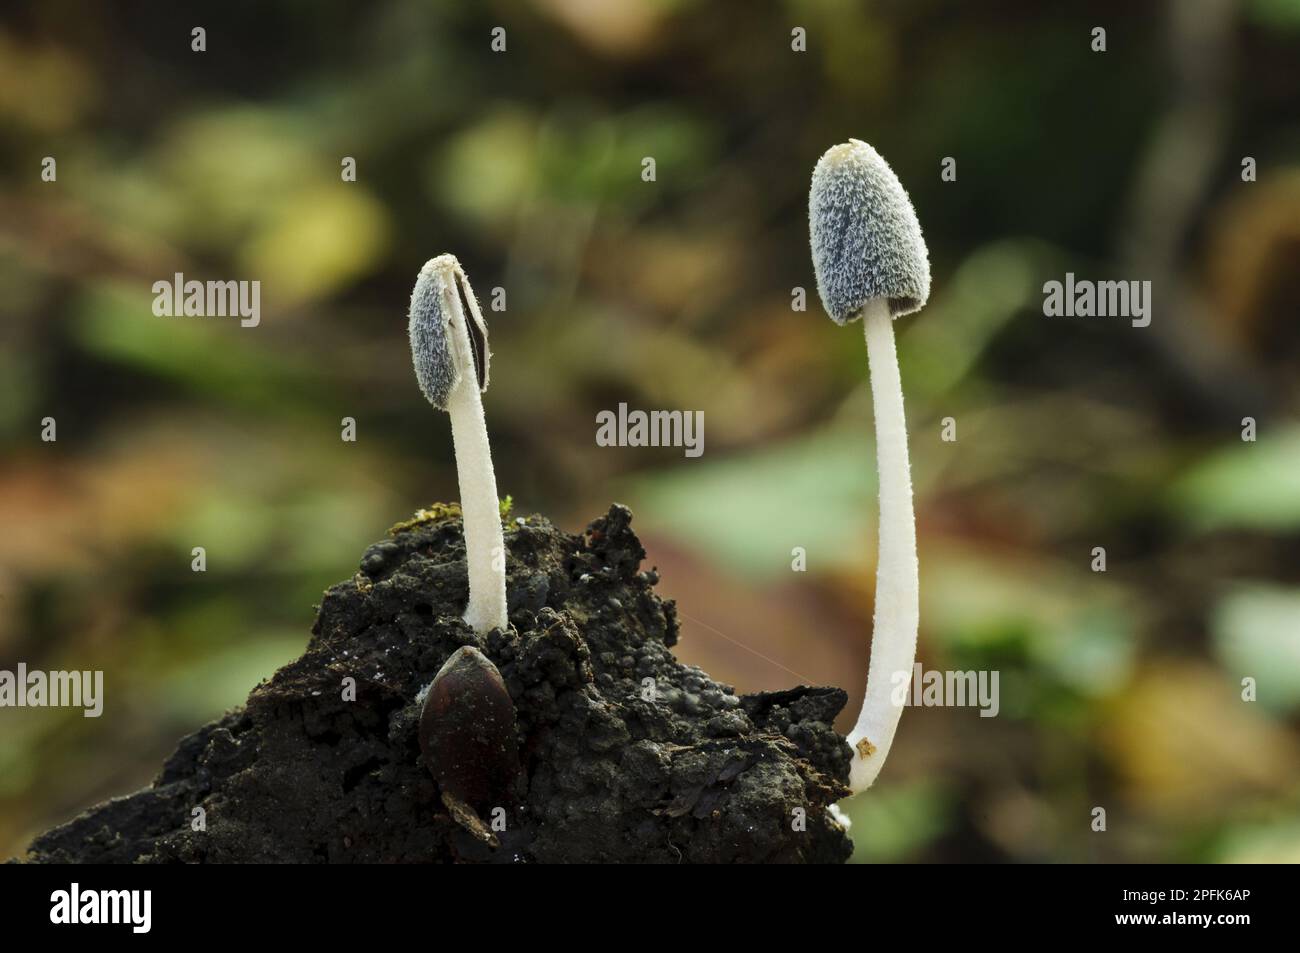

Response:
(418, 646), (520, 815)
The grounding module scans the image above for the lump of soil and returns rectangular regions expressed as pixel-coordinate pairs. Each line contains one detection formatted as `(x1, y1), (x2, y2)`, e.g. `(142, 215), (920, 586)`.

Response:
(24, 504), (853, 863)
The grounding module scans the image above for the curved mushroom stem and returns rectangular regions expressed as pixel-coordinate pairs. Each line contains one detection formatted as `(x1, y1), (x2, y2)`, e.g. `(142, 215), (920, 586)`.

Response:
(846, 298), (919, 793)
(445, 290), (508, 635)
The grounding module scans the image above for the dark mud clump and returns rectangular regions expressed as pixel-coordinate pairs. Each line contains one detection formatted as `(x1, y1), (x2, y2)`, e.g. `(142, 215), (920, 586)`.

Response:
(25, 504), (853, 863)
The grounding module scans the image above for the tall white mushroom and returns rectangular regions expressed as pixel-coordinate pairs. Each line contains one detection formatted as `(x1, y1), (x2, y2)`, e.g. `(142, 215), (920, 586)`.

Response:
(408, 255), (508, 634)
(809, 139), (931, 793)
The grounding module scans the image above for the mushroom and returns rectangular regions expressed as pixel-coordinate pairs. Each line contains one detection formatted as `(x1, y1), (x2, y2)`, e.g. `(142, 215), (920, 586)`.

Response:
(808, 139), (931, 793)
(408, 255), (508, 634)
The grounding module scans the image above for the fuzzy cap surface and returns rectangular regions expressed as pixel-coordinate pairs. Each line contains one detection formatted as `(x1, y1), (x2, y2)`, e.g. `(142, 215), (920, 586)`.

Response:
(809, 139), (930, 324)
(409, 255), (490, 409)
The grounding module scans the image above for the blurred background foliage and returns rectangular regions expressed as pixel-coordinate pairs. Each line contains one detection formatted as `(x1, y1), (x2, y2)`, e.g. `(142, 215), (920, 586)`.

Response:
(1, 0), (1299, 863)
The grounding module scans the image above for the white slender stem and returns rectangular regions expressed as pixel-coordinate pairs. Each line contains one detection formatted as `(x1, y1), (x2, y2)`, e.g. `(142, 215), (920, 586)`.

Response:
(445, 298), (508, 635)
(846, 299), (919, 793)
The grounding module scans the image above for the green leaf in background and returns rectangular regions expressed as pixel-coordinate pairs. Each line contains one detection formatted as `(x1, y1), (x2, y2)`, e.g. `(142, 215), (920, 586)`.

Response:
(239, 183), (389, 305)
(923, 547), (1136, 700)
(1250, 0), (1300, 30)
(155, 634), (307, 723)
(1169, 426), (1300, 532)
(71, 283), (320, 410)
(0, 350), (37, 440)
(432, 103), (717, 227)
(1212, 584), (1300, 713)
(841, 778), (955, 863)
(629, 426), (875, 579)
(1211, 818), (1300, 863)
(900, 240), (1049, 403)
(1039, 606), (1134, 697)
(432, 108), (540, 226)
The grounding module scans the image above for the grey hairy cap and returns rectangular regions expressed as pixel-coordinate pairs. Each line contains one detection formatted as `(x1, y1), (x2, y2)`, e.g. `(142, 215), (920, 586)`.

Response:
(408, 255), (490, 410)
(809, 139), (931, 324)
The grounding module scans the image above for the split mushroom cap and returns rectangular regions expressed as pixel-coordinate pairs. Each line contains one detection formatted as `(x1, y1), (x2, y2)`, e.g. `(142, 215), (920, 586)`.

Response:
(406, 254), (507, 636)
(409, 254), (491, 410)
(809, 139), (931, 323)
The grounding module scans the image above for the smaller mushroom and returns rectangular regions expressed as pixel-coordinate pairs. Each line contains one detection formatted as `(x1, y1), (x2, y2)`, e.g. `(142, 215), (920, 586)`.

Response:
(408, 255), (508, 635)
(809, 139), (931, 793)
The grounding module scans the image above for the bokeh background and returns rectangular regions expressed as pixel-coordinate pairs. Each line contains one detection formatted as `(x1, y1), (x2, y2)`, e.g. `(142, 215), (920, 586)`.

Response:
(2, 0), (1299, 863)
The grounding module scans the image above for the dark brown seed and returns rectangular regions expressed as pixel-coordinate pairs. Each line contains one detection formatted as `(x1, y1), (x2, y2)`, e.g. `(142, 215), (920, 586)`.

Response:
(418, 646), (520, 813)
